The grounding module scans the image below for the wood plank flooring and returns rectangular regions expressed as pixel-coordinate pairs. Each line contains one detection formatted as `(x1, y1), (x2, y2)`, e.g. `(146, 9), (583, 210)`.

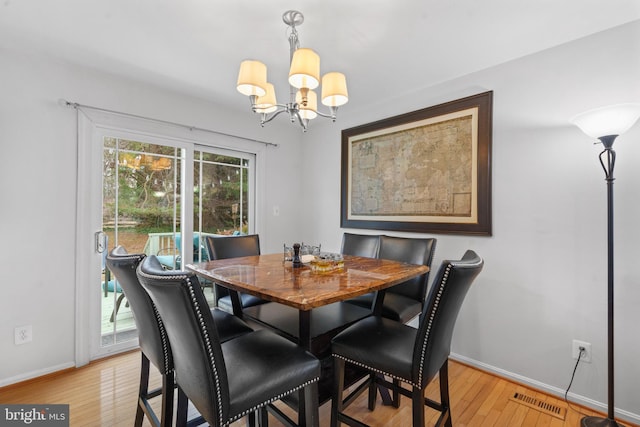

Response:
(0, 350), (631, 426)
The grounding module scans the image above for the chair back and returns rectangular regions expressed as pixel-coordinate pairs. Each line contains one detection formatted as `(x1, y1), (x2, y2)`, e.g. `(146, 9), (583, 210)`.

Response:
(205, 234), (261, 260)
(205, 234), (261, 306)
(105, 246), (171, 375)
(341, 233), (380, 258)
(137, 255), (229, 426)
(377, 235), (436, 301)
(413, 250), (483, 388)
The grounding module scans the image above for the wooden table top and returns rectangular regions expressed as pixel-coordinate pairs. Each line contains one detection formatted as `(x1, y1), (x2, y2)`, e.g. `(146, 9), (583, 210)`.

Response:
(186, 253), (429, 311)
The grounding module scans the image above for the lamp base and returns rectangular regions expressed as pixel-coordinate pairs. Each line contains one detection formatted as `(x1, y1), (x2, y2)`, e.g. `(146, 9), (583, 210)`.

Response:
(581, 416), (625, 427)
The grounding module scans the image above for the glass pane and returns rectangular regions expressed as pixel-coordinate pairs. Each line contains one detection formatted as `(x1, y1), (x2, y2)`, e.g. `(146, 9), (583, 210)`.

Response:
(194, 150), (250, 262)
(102, 138), (182, 346)
(194, 152), (250, 235)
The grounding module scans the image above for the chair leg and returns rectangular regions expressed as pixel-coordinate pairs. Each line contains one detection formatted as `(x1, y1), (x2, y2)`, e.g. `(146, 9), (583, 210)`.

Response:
(257, 407), (269, 427)
(297, 388), (307, 427)
(160, 370), (175, 427)
(412, 386), (425, 427)
(367, 373), (377, 411)
(331, 358), (346, 427)
(135, 353), (150, 427)
(392, 378), (401, 408)
(110, 293), (126, 322)
(439, 362), (452, 427)
(176, 386), (189, 427)
(303, 382), (319, 427)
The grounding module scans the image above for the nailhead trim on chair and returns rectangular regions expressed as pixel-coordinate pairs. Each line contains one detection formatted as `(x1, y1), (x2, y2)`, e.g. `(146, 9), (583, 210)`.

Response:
(138, 270), (187, 281)
(185, 276), (226, 426)
(417, 262), (451, 387)
(333, 354), (419, 389)
(225, 377), (320, 425)
(151, 305), (172, 376)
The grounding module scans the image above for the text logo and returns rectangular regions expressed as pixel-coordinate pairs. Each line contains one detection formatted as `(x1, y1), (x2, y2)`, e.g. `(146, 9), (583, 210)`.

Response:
(0, 405), (69, 426)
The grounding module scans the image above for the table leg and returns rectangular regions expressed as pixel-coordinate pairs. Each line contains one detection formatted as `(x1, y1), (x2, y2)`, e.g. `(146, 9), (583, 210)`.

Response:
(229, 290), (243, 318)
(298, 310), (311, 350)
(371, 289), (386, 316)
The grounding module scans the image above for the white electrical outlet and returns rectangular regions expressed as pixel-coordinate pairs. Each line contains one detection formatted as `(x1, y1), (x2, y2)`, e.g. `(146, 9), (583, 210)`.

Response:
(15, 325), (33, 345)
(572, 339), (592, 363)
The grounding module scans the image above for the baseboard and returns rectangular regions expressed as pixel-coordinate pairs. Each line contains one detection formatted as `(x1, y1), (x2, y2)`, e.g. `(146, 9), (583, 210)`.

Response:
(450, 353), (640, 426)
(0, 362), (75, 388)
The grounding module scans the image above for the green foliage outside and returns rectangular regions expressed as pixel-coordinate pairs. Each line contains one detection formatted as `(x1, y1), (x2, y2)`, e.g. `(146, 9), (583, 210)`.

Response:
(103, 139), (249, 237)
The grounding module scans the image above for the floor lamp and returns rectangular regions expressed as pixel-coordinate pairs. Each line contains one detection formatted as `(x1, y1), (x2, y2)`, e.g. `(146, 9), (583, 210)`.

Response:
(570, 103), (640, 427)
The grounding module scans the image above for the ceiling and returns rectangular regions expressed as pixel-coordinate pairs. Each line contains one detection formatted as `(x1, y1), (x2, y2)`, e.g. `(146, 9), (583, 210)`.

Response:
(1, 0), (639, 114)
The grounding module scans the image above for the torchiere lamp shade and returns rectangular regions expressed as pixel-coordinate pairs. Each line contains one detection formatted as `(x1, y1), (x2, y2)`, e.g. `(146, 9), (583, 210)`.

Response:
(570, 103), (640, 138)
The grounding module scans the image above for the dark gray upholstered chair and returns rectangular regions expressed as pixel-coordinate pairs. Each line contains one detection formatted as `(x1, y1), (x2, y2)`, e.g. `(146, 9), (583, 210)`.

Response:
(205, 234), (268, 313)
(137, 255), (321, 427)
(331, 250), (483, 427)
(343, 235), (436, 323)
(106, 246), (253, 427)
(340, 232), (380, 259)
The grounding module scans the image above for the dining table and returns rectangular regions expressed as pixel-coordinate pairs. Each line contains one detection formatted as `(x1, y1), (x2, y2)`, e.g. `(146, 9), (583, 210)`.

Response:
(185, 252), (429, 404)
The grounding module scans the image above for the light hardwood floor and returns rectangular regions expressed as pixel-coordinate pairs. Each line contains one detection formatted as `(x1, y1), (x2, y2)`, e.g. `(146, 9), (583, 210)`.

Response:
(0, 350), (632, 427)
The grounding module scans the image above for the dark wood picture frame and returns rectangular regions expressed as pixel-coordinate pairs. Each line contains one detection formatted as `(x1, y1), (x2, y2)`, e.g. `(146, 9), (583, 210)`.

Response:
(341, 91), (492, 235)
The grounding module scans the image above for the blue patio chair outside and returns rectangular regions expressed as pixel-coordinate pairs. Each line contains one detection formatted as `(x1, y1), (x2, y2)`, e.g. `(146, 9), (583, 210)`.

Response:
(156, 233), (211, 270)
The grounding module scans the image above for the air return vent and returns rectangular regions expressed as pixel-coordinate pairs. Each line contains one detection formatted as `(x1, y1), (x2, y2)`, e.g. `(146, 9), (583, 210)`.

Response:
(509, 392), (566, 420)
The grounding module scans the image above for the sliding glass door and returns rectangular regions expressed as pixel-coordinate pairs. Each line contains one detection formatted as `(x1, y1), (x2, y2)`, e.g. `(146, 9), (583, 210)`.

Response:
(86, 124), (255, 359)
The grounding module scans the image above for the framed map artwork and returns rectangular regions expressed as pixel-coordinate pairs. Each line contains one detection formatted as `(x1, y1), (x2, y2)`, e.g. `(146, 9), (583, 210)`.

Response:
(341, 91), (492, 235)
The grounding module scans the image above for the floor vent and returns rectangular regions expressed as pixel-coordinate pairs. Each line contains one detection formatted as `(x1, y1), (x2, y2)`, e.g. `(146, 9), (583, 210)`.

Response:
(509, 392), (567, 420)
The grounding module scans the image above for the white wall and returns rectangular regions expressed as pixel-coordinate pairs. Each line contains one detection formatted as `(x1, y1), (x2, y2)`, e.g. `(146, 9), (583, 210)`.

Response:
(1, 18), (639, 423)
(301, 21), (640, 422)
(0, 45), (303, 383)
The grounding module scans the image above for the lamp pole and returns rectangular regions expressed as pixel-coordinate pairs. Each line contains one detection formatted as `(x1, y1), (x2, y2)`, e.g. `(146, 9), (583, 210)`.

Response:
(580, 135), (622, 427)
(571, 103), (640, 427)
(570, 103), (640, 427)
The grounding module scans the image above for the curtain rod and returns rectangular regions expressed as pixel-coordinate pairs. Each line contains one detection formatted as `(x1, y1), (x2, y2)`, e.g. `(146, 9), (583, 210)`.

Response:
(59, 99), (279, 148)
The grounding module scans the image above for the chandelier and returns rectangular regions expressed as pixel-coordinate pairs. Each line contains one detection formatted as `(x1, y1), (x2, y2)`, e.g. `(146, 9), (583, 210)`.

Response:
(236, 10), (349, 132)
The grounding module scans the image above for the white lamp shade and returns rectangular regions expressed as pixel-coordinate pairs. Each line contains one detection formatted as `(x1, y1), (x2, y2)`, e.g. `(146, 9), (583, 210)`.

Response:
(237, 60), (267, 97)
(254, 83), (278, 114)
(296, 90), (318, 120)
(321, 72), (348, 107)
(288, 48), (320, 90)
(570, 103), (640, 138)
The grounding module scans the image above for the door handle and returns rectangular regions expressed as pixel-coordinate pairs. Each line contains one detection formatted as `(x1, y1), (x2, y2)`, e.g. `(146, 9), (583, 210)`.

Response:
(95, 231), (107, 253)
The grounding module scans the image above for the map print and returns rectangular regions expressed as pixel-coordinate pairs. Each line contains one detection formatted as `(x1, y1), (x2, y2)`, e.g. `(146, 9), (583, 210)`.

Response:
(349, 114), (474, 219)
